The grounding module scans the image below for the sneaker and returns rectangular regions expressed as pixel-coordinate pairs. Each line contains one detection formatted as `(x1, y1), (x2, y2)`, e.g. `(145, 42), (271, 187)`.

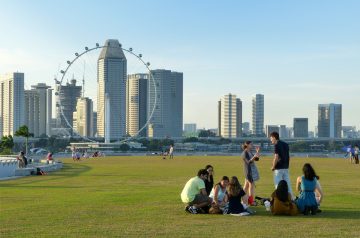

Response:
(187, 206), (198, 214)
(197, 208), (206, 214)
(184, 206), (191, 213)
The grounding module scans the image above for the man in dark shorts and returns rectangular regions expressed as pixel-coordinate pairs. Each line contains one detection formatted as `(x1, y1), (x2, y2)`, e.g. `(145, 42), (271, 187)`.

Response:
(180, 169), (211, 214)
(270, 132), (294, 200)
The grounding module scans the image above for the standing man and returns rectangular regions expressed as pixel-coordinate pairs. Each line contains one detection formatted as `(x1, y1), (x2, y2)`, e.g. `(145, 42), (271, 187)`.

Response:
(169, 144), (174, 159)
(354, 145), (359, 164)
(180, 169), (211, 214)
(269, 132), (294, 200)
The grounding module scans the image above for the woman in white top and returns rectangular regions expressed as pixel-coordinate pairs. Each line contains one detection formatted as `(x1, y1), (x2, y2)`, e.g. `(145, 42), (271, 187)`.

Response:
(210, 176), (230, 208)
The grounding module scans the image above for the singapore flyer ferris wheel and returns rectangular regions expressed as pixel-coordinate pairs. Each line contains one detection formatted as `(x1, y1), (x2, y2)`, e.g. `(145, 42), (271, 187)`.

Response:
(54, 39), (157, 143)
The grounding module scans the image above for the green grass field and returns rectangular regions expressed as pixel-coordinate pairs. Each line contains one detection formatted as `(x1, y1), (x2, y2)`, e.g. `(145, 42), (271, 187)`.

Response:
(1, 156), (359, 238)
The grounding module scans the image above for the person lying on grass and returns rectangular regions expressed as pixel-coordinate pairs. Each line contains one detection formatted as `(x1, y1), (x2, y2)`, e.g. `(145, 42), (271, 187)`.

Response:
(181, 169), (211, 214)
(270, 180), (298, 216)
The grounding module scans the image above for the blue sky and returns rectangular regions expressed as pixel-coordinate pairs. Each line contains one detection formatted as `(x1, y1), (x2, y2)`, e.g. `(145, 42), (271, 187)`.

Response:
(0, 0), (359, 131)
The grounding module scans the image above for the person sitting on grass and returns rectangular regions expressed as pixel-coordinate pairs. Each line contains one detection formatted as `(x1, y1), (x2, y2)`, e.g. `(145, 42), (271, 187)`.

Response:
(270, 180), (298, 216)
(204, 165), (214, 195)
(295, 163), (323, 215)
(209, 176), (229, 212)
(225, 176), (250, 215)
(181, 169), (211, 214)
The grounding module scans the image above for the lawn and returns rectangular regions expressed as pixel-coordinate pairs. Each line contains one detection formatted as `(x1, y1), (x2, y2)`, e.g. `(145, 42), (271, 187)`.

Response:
(0, 156), (359, 238)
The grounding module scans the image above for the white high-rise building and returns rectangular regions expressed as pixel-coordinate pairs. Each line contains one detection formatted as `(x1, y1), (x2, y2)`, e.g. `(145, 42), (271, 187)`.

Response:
(252, 94), (264, 136)
(147, 69), (183, 138)
(0, 72), (25, 137)
(126, 74), (148, 137)
(73, 97), (93, 137)
(31, 83), (52, 136)
(24, 90), (40, 137)
(218, 94), (242, 138)
(97, 39), (127, 140)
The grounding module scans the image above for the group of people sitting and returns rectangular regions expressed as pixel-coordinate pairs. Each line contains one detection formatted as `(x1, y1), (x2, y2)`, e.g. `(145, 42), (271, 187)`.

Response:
(180, 163), (323, 216)
(71, 148), (104, 161)
(180, 131), (324, 216)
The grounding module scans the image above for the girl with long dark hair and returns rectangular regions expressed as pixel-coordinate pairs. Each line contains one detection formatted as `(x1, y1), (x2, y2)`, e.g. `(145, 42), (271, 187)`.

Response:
(295, 163), (324, 215)
(270, 180), (298, 215)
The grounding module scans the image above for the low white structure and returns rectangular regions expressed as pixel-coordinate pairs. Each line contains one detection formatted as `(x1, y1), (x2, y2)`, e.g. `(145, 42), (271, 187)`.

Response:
(0, 157), (18, 177)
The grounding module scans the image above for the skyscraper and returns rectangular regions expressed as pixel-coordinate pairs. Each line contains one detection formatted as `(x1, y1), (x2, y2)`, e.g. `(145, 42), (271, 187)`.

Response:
(24, 90), (40, 137)
(218, 94), (242, 138)
(31, 83), (52, 136)
(126, 73), (148, 137)
(73, 97), (94, 137)
(97, 39), (127, 140)
(0, 72), (25, 137)
(293, 118), (309, 138)
(55, 78), (82, 129)
(266, 125), (280, 137)
(147, 69), (183, 138)
(318, 104), (342, 138)
(252, 94), (264, 136)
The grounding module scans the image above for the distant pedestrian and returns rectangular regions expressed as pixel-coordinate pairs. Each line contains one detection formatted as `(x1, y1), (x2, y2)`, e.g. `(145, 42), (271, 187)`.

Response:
(169, 144), (174, 159)
(270, 131), (294, 200)
(354, 145), (359, 164)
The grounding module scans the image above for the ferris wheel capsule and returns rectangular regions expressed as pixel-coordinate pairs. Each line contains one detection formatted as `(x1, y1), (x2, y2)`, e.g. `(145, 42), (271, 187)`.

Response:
(96, 43), (99, 47)
(75, 52), (79, 57)
(85, 47), (89, 51)
(67, 61), (71, 64)
(139, 54), (142, 58)
(129, 47), (133, 52)
(147, 62), (150, 66)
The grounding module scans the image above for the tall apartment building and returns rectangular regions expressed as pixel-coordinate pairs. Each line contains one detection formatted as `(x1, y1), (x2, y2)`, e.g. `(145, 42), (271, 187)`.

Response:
(31, 83), (52, 136)
(218, 94), (242, 138)
(24, 90), (40, 137)
(293, 118), (308, 138)
(252, 94), (264, 136)
(0, 72), (25, 137)
(318, 104), (342, 138)
(126, 73), (148, 137)
(73, 97), (94, 137)
(147, 69), (183, 138)
(97, 39), (127, 140)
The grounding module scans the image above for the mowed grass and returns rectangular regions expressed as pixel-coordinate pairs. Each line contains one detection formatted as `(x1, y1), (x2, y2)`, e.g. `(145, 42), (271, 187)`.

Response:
(0, 156), (359, 238)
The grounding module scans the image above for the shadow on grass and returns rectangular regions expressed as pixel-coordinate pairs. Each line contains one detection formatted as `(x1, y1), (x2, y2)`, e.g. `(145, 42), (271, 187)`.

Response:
(0, 163), (91, 188)
(251, 208), (360, 220)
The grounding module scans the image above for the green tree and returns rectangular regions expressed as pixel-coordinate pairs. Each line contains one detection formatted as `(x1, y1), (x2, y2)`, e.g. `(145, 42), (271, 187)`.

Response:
(15, 125), (33, 155)
(198, 130), (216, 138)
(120, 143), (130, 152)
(0, 135), (14, 155)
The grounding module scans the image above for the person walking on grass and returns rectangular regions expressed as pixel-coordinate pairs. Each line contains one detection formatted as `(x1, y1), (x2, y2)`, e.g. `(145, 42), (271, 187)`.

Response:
(169, 144), (174, 159)
(354, 145), (359, 164)
(181, 169), (211, 214)
(269, 131), (294, 200)
(241, 141), (260, 206)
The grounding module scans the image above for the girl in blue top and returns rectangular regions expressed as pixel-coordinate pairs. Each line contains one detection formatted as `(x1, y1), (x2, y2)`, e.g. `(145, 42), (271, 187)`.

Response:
(295, 163), (323, 215)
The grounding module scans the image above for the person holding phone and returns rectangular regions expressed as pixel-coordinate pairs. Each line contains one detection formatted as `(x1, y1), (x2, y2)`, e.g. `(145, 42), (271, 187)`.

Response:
(241, 141), (260, 206)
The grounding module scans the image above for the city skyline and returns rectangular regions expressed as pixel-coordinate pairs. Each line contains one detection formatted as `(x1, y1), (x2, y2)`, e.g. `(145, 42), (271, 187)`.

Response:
(0, 1), (359, 130)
